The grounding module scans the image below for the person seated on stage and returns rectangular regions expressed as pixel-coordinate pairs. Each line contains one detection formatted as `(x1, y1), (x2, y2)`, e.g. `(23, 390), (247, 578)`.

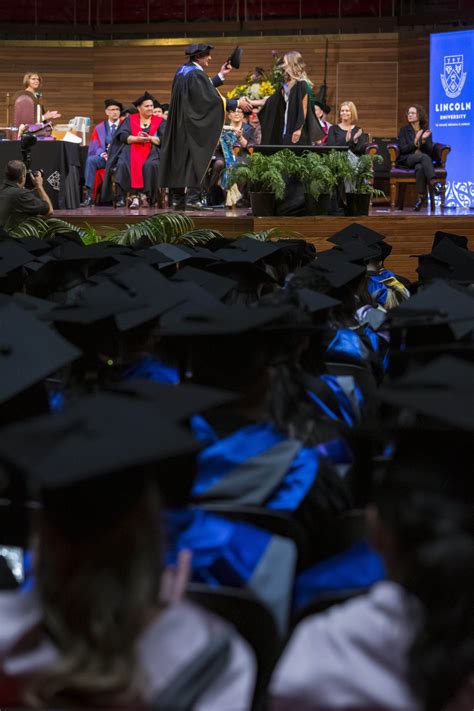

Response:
(152, 99), (164, 117)
(102, 91), (165, 209)
(314, 99), (332, 145)
(398, 105), (444, 211)
(326, 101), (368, 155)
(254, 51), (323, 146)
(0, 159), (53, 231)
(206, 106), (256, 206)
(161, 103), (169, 120)
(80, 98), (123, 207)
(12, 72), (61, 131)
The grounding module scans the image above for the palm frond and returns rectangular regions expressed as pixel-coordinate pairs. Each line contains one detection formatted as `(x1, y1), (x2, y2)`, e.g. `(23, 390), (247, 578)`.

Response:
(236, 227), (303, 241)
(8, 216), (89, 240)
(112, 212), (195, 246)
(177, 229), (224, 246)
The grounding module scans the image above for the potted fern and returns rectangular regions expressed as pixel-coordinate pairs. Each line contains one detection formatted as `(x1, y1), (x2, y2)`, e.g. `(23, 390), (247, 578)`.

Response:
(344, 153), (384, 216)
(230, 152), (286, 216)
(293, 151), (338, 215)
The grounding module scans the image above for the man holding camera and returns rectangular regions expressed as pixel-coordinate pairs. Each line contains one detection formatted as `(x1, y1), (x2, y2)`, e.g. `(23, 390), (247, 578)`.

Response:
(0, 160), (53, 232)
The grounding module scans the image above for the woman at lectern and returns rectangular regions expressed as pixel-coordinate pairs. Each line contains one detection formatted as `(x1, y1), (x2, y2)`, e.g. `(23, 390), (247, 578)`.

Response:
(13, 72), (61, 130)
(326, 101), (368, 156)
(397, 105), (443, 211)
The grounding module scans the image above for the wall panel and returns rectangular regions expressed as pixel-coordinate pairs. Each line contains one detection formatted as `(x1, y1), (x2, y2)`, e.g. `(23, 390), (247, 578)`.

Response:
(0, 34), (430, 141)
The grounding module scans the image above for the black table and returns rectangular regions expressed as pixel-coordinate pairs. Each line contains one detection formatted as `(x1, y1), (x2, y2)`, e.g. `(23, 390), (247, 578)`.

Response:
(0, 141), (88, 209)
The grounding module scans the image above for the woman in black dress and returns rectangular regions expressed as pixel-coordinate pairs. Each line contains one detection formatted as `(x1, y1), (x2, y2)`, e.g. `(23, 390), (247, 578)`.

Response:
(397, 105), (443, 211)
(326, 101), (368, 156)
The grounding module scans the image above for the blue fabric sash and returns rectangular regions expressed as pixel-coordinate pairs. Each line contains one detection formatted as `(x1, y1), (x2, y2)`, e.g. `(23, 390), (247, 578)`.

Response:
(219, 129), (238, 190)
(176, 63), (201, 77)
(293, 541), (385, 612)
(326, 329), (369, 364)
(165, 508), (271, 587)
(122, 356), (180, 385)
(190, 418), (319, 511)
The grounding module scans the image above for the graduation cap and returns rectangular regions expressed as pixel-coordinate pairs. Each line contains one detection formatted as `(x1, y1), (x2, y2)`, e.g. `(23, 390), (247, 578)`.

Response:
(215, 237), (282, 264)
(153, 99), (162, 109)
(328, 223), (392, 261)
(432, 230), (469, 250)
(227, 46), (243, 69)
(415, 239), (474, 283)
(161, 103), (169, 113)
(294, 288), (340, 314)
(0, 302), (80, 417)
(0, 391), (204, 535)
(151, 243), (194, 266)
(171, 265), (237, 301)
(15, 236), (54, 256)
(0, 240), (32, 293)
(387, 280), (474, 340)
(314, 99), (331, 115)
(132, 91), (155, 107)
(313, 252), (366, 289)
(1, 292), (58, 320)
(120, 104), (138, 117)
(185, 43), (214, 56)
(377, 356), (474, 431)
(330, 240), (381, 264)
(158, 303), (292, 337)
(104, 98), (123, 111)
(114, 380), (236, 422)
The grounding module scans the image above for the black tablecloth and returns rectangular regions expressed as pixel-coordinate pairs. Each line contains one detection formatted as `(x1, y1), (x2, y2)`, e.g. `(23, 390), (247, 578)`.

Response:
(0, 141), (88, 209)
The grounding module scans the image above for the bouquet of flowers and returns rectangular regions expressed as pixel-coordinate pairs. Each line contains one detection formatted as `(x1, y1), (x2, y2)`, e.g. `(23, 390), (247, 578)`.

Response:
(226, 51), (284, 101)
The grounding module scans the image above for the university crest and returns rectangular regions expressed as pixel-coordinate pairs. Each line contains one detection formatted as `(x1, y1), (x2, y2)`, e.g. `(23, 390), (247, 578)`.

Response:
(441, 55), (467, 99)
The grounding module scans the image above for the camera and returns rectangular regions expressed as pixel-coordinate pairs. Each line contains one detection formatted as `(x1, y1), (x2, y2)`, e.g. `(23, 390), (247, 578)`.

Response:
(28, 169), (44, 178)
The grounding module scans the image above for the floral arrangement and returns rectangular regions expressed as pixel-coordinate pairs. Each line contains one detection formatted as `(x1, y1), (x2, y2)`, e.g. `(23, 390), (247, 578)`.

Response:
(226, 51), (284, 100)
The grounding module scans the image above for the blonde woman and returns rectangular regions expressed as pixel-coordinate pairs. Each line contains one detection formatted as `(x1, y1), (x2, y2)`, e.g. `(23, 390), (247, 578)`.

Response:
(254, 51), (323, 146)
(326, 101), (368, 155)
(13, 72), (61, 129)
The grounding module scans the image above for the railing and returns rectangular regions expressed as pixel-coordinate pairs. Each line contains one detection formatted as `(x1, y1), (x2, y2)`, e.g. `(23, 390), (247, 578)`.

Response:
(0, 0), (470, 36)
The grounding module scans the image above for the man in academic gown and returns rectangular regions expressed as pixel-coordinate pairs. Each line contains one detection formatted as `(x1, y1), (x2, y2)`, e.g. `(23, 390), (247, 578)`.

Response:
(81, 98), (123, 207)
(158, 43), (252, 210)
(102, 91), (165, 208)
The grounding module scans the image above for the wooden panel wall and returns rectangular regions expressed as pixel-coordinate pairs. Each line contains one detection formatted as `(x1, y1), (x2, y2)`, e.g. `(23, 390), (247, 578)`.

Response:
(0, 35), (430, 140)
(0, 44), (93, 126)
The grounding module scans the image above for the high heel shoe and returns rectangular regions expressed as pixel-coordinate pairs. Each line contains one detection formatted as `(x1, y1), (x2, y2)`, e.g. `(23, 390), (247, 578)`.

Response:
(414, 196), (425, 211)
(431, 182), (444, 196)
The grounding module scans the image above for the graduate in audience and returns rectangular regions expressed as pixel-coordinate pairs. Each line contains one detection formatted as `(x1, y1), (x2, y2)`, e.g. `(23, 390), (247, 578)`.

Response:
(0, 392), (256, 710)
(270, 422), (474, 711)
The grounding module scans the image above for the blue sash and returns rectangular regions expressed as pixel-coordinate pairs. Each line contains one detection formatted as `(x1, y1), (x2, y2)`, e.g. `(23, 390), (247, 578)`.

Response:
(293, 541), (385, 612)
(190, 418), (320, 511)
(122, 356), (180, 385)
(326, 329), (369, 364)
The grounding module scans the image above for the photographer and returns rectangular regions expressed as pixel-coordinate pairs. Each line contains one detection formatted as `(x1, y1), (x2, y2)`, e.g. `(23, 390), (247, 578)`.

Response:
(0, 160), (53, 232)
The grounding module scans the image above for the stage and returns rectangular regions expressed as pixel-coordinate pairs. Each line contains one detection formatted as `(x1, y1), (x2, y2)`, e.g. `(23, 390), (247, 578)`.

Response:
(57, 205), (474, 281)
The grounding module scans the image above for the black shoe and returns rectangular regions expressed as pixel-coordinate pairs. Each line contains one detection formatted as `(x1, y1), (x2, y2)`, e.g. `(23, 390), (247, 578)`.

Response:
(414, 197), (424, 211)
(80, 193), (93, 207)
(171, 199), (186, 210)
(431, 182), (444, 196)
(185, 200), (213, 211)
(115, 197), (125, 208)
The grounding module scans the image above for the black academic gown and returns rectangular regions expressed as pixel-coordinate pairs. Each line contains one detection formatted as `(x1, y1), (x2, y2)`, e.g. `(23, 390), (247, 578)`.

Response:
(158, 64), (236, 188)
(102, 117), (165, 201)
(259, 81), (324, 146)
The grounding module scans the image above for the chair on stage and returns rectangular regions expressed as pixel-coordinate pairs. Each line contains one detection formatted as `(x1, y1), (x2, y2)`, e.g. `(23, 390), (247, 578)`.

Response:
(387, 142), (451, 210)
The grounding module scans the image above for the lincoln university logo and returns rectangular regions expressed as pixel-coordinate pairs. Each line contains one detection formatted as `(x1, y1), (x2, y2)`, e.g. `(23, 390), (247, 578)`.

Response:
(441, 55), (467, 98)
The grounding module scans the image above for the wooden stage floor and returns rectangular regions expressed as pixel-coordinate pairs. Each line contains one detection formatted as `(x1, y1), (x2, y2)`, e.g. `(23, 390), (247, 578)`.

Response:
(57, 205), (474, 281)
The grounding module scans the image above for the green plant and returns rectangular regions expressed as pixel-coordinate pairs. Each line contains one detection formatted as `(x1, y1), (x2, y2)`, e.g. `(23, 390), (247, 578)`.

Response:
(323, 149), (353, 184)
(237, 227), (303, 241)
(229, 152), (286, 200)
(8, 216), (89, 240)
(111, 212), (195, 246)
(345, 153), (385, 196)
(293, 151), (339, 199)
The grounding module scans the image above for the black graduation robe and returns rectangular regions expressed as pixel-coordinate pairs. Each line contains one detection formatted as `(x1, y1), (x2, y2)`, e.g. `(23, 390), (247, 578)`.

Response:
(158, 63), (235, 188)
(259, 81), (324, 146)
(102, 115), (165, 201)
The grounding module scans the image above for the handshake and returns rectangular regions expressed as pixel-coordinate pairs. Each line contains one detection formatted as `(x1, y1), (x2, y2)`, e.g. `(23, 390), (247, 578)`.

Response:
(236, 97), (261, 113)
